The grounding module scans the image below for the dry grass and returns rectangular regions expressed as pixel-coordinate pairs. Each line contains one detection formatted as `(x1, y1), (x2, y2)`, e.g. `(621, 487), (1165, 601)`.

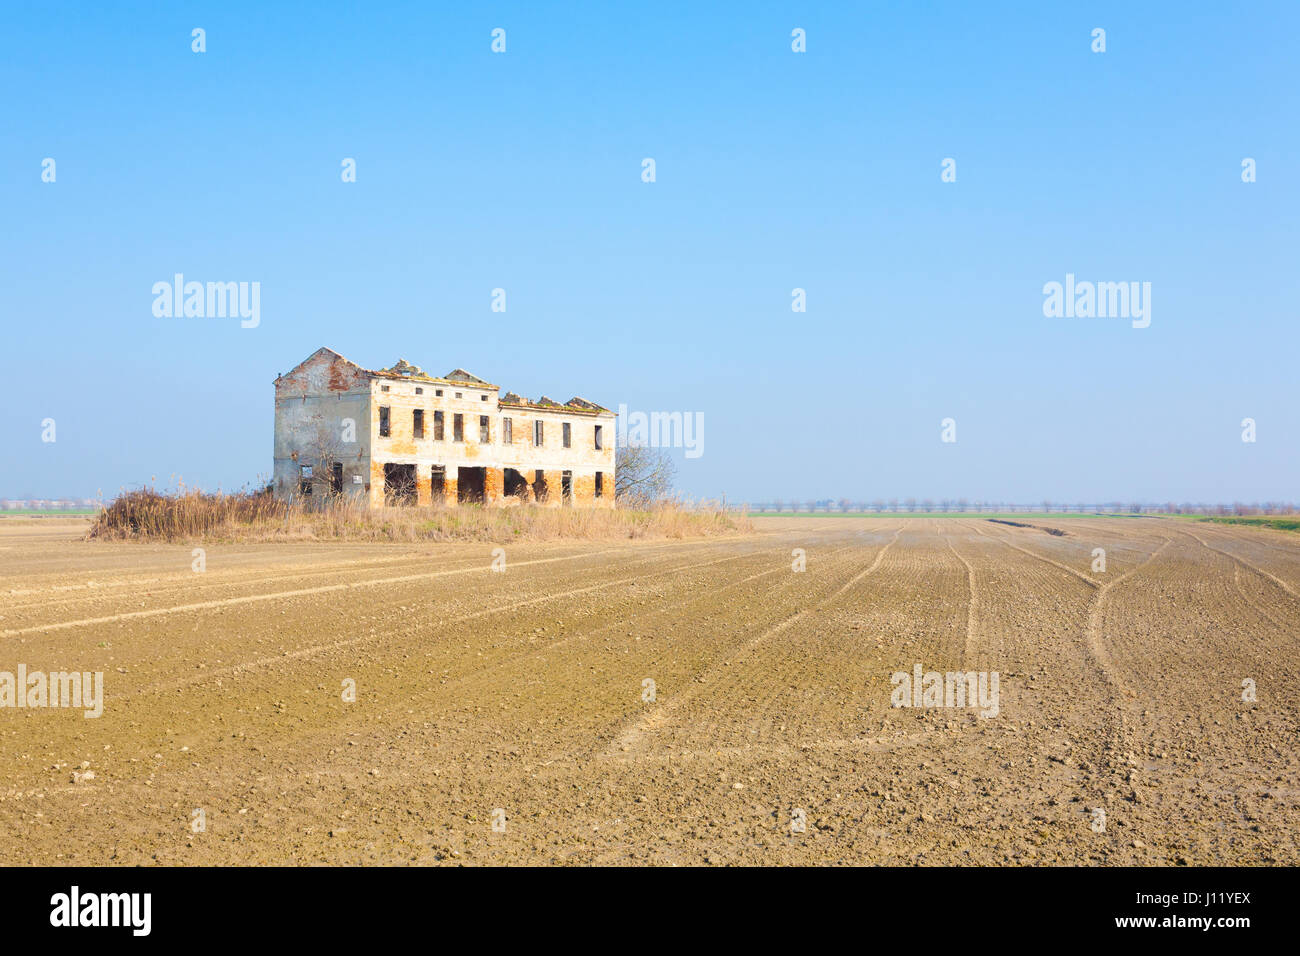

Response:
(88, 488), (749, 543)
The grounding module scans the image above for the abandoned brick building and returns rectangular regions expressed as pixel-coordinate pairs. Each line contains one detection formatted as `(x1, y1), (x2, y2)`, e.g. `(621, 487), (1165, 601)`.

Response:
(273, 347), (616, 507)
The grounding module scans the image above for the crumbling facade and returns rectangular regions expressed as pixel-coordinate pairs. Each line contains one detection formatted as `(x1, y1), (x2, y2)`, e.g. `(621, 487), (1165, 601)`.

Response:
(273, 348), (616, 508)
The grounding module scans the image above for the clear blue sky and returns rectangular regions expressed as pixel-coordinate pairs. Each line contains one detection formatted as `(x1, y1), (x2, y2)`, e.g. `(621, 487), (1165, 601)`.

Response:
(3, 1), (1296, 503)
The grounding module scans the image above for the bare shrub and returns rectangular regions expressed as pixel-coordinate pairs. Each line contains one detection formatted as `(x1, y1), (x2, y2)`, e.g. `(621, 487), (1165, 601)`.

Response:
(90, 488), (283, 539)
(89, 488), (748, 543)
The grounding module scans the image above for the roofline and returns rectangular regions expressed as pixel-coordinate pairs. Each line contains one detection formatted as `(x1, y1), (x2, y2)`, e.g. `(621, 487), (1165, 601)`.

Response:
(499, 401), (614, 416)
(370, 369), (501, 389)
(279, 348), (612, 409)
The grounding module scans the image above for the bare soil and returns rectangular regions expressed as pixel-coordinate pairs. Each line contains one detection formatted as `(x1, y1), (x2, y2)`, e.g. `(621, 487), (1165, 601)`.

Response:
(1, 515), (1297, 865)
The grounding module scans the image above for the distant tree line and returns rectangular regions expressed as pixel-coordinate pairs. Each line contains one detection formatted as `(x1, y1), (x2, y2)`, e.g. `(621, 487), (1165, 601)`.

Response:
(738, 500), (1299, 515)
(1, 498), (103, 510)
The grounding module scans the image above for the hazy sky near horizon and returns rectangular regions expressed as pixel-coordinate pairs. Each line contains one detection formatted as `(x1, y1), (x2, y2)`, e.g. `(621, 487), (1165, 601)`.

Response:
(2, 2), (1296, 503)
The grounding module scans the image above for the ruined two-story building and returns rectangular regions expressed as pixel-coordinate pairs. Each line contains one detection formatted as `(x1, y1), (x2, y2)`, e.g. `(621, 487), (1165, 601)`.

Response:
(273, 348), (615, 507)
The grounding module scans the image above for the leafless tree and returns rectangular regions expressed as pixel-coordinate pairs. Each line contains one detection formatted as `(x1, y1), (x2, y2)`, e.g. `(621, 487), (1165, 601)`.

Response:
(615, 444), (676, 508)
(294, 415), (351, 507)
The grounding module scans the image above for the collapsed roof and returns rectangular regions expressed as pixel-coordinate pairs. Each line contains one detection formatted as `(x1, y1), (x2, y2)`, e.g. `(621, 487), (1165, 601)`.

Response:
(280, 348), (610, 413)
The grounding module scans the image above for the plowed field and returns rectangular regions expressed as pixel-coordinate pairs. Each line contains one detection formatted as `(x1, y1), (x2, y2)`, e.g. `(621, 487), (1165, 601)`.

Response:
(2, 516), (1297, 865)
